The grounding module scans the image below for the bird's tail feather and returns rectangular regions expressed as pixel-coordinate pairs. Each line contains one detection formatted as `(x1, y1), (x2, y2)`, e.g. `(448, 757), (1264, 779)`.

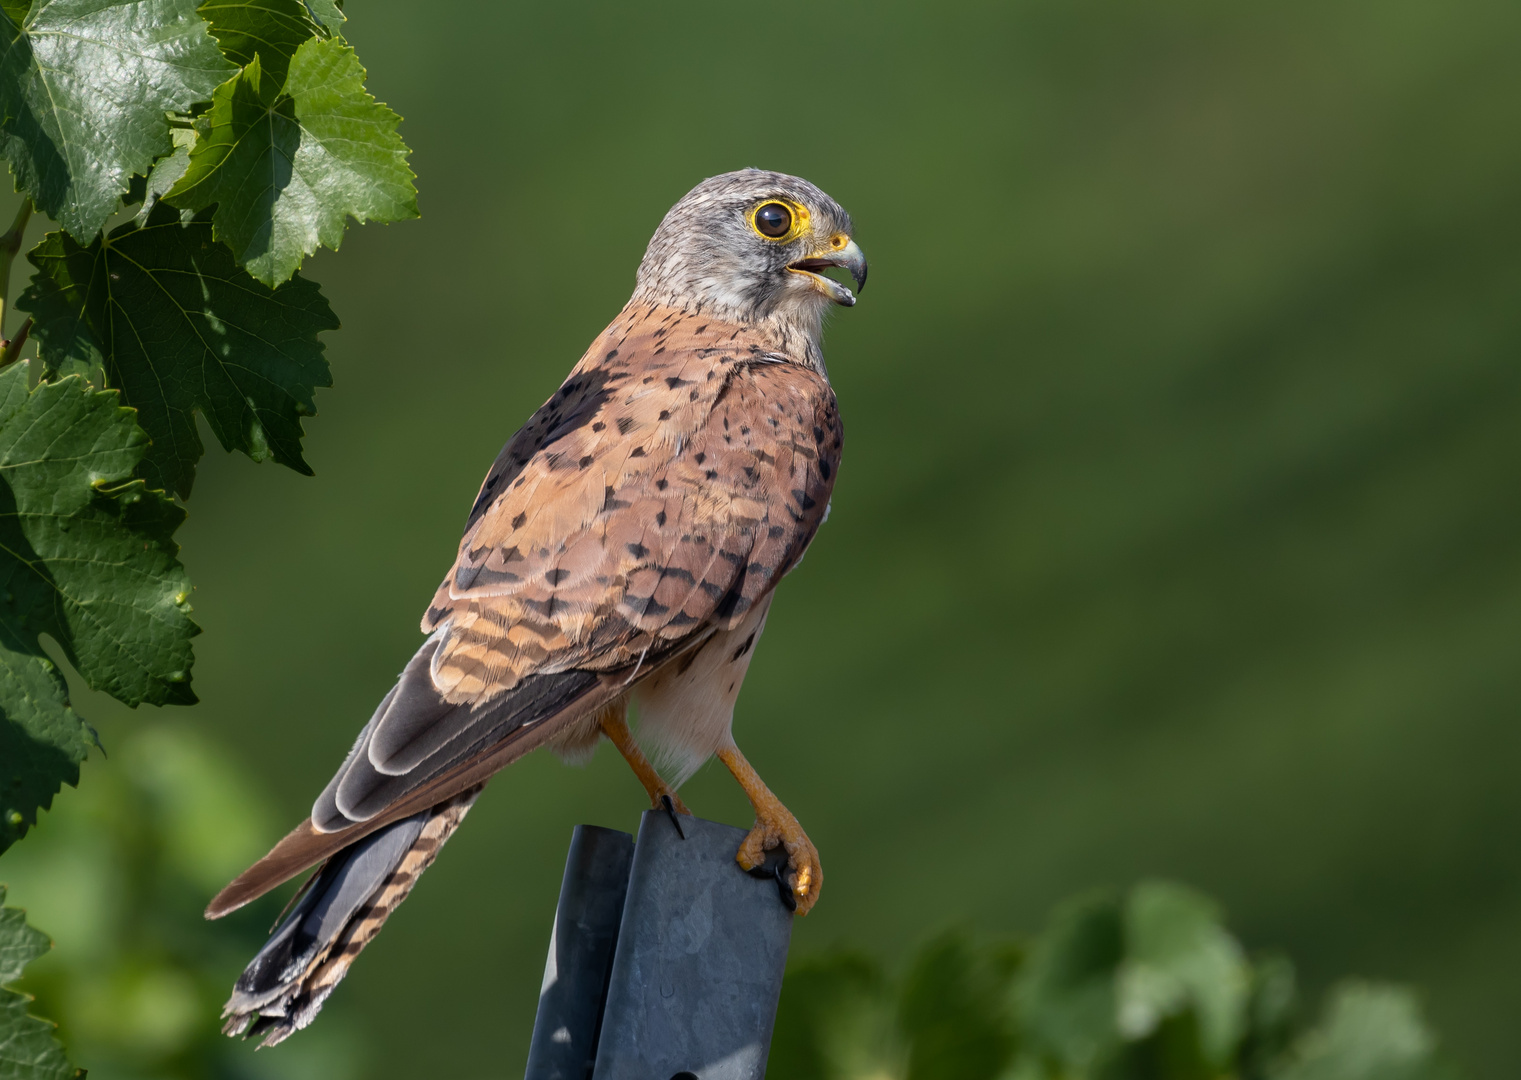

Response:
(222, 785), (483, 1046)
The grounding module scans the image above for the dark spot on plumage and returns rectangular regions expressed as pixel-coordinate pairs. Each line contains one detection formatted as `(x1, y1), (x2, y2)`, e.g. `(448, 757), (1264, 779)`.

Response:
(634, 595), (669, 617)
(631, 446), (647, 458)
(690, 389), (700, 401)
(604, 486), (629, 511)
(706, 469), (718, 479)
(545, 568), (570, 585)
(768, 525), (786, 538)
(656, 510), (666, 526)
(514, 477), (525, 488)
(592, 421), (606, 432)
(695, 324), (708, 334)
(606, 348), (619, 361)
(643, 375), (654, 384)
(658, 410), (671, 421)
(730, 632), (757, 662)
(718, 548), (744, 565)
(740, 426), (750, 435)
(654, 346), (666, 355)
(656, 479), (668, 490)
(792, 489), (817, 510)
(694, 452), (706, 465)
(501, 545), (523, 562)
(511, 512), (527, 529)
(707, 370), (716, 380)
(814, 426), (825, 443)
(699, 581), (725, 598)
(743, 466), (758, 483)
(667, 611), (698, 627)
(617, 416), (636, 434)
(821, 459), (832, 479)
(768, 418), (779, 428)
(666, 376), (692, 389)
(579, 455), (595, 469)
(627, 543), (649, 559)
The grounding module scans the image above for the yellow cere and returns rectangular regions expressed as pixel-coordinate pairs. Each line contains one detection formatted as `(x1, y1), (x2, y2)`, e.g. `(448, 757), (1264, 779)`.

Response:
(748, 199), (811, 244)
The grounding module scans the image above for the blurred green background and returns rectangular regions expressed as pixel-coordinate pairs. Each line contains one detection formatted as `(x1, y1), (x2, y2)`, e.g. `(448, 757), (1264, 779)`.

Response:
(4, 0), (1520, 1075)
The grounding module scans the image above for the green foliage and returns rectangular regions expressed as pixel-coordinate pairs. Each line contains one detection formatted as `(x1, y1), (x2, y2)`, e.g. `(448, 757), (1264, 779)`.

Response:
(20, 204), (340, 498)
(166, 34), (418, 286)
(0, 0), (410, 1065)
(0, 0), (234, 241)
(0, 0), (406, 844)
(1, 723), (361, 1078)
(0, 361), (196, 853)
(771, 882), (1465, 1080)
(0, 885), (78, 1080)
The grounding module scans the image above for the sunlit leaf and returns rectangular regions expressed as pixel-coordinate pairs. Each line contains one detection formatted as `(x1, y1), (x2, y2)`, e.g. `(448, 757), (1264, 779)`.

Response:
(166, 35), (416, 286)
(0, 0), (234, 240)
(0, 886), (78, 1079)
(19, 203), (339, 498)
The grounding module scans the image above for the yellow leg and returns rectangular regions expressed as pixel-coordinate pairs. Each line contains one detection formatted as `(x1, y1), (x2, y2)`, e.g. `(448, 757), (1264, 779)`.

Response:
(598, 701), (690, 814)
(716, 742), (822, 915)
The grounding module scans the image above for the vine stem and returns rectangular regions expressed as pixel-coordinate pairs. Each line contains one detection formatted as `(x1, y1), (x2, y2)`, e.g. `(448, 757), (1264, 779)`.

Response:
(0, 200), (33, 369)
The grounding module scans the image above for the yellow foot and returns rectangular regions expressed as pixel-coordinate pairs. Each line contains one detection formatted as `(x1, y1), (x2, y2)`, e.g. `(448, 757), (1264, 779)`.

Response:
(735, 805), (822, 915)
(717, 743), (822, 915)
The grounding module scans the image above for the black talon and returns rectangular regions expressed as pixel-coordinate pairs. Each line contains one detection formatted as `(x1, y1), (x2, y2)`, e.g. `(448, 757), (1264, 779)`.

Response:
(745, 848), (796, 911)
(660, 794), (686, 839)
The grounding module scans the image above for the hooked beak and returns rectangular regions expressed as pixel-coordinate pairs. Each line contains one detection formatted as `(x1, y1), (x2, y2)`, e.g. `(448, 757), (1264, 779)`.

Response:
(788, 238), (868, 307)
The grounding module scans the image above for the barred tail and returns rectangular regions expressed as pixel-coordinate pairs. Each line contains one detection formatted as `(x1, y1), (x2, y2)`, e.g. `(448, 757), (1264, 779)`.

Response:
(222, 785), (483, 1046)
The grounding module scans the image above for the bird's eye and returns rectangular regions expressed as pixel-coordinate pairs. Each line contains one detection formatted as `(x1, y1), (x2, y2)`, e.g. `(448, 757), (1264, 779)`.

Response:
(753, 202), (793, 239)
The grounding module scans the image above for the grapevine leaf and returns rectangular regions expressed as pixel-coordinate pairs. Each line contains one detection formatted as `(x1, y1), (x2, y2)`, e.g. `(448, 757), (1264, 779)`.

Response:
(1270, 983), (1460, 1080)
(1014, 891), (1124, 1069)
(0, 0), (236, 241)
(198, 0), (320, 86)
(0, 887), (79, 1080)
(1117, 881), (1250, 1066)
(0, 641), (92, 853)
(300, 0), (340, 31)
(166, 35), (417, 286)
(18, 203), (340, 498)
(136, 124), (199, 225)
(0, 361), (196, 851)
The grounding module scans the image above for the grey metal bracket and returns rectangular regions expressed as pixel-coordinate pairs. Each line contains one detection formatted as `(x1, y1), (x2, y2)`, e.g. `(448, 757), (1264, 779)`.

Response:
(524, 811), (793, 1080)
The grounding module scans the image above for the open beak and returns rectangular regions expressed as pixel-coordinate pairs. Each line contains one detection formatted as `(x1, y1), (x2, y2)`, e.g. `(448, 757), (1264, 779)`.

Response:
(788, 238), (868, 307)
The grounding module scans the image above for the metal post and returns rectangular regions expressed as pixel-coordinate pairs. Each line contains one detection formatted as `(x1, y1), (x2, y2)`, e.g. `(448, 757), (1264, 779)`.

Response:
(524, 812), (794, 1080)
(525, 825), (636, 1080)
(592, 811), (792, 1080)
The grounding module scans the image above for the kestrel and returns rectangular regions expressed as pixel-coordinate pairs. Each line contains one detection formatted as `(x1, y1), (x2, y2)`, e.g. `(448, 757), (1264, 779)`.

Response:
(210, 169), (865, 1044)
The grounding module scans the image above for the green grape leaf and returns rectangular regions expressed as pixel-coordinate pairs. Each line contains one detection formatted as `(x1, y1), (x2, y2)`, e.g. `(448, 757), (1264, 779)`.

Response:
(300, 0), (340, 31)
(0, 0), (236, 241)
(1270, 983), (1463, 1080)
(899, 931), (1018, 1080)
(166, 35), (417, 286)
(0, 360), (196, 851)
(136, 125), (199, 225)
(0, 645), (93, 854)
(0, 887), (79, 1080)
(1116, 881), (1250, 1066)
(198, 0), (320, 87)
(18, 203), (340, 498)
(1013, 891), (1124, 1070)
(770, 951), (903, 1080)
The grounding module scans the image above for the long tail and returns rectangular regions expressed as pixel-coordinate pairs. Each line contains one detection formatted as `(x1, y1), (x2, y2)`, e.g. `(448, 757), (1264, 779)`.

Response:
(222, 785), (483, 1046)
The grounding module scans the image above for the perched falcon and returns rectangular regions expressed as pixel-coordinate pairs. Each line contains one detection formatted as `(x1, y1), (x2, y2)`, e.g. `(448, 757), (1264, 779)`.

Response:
(210, 169), (866, 1045)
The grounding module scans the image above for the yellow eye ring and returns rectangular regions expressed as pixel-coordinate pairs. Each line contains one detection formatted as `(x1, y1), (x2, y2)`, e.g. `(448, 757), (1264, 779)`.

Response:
(748, 199), (809, 243)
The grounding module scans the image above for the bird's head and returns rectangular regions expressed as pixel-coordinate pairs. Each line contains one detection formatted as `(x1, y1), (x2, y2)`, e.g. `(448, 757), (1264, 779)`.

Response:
(632, 169), (867, 368)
